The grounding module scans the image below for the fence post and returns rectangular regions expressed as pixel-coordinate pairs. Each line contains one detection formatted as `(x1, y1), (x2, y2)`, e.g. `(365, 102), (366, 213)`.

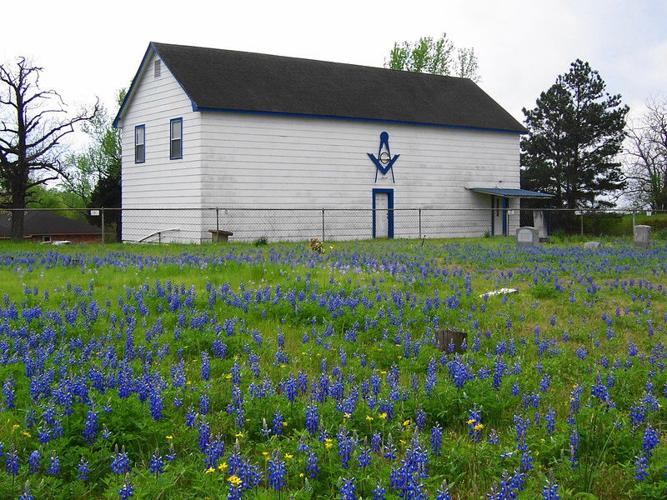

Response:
(418, 208), (422, 239)
(101, 208), (105, 244)
(216, 208), (220, 232)
(321, 209), (325, 241)
(580, 213), (584, 236)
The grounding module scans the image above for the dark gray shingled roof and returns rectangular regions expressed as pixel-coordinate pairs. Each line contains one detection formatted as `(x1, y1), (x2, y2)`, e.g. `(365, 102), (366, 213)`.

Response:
(0, 212), (102, 237)
(115, 42), (526, 133)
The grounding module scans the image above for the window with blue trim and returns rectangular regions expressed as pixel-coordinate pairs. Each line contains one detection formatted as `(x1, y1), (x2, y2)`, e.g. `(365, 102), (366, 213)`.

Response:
(170, 118), (182, 160)
(134, 125), (145, 164)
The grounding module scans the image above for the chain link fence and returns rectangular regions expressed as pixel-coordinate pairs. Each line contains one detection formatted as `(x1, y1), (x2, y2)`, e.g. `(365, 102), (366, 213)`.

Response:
(0, 207), (665, 244)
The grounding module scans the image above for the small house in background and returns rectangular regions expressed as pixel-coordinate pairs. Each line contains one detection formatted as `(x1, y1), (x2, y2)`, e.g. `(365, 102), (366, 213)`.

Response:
(0, 212), (102, 243)
(114, 42), (550, 243)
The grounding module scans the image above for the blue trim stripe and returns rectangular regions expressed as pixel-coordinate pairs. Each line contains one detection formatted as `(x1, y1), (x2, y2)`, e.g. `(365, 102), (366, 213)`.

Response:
(193, 105), (524, 135)
(372, 188), (394, 239)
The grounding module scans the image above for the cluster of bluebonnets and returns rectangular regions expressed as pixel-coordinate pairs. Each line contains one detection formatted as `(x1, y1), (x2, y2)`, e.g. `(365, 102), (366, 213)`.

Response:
(0, 241), (665, 498)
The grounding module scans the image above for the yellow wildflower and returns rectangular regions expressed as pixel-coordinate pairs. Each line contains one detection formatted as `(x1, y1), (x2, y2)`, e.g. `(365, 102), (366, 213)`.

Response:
(285, 453), (294, 460)
(474, 423), (484, 431)
(166, 435), (174, 440)
(379, 412), (388, 420)
(225, 374), (232, 380)
(21, 431), (31, 438)
(228, 475), (243, 487)
(403, 420), (411, 427)
(205, 467), (215, 474)
(235, 432), (245, 438)
(467, 419), (476, 425)
(218, 462), (228, 472)
(324, 438), (334, 449)
(344, 413), (351, 419)
(366, 416), (374, 422)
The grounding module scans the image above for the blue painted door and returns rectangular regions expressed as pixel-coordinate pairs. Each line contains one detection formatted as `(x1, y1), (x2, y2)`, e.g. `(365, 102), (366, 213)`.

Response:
(372, 189), (394, 238)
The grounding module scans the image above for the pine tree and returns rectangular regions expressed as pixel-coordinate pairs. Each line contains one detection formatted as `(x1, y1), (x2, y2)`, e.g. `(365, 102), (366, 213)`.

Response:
(521, 59), (628, 208)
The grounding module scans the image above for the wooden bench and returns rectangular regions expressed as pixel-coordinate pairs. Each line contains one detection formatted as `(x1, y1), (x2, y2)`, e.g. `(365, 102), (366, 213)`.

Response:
(209, 230), (234, 243)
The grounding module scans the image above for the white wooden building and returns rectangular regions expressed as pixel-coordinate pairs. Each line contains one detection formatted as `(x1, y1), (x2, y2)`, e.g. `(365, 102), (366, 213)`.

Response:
(114, 42), (549, 243)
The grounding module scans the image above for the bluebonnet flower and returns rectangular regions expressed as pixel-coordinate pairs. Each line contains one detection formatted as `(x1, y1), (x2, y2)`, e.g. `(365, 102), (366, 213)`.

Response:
(435, 483), (452, 500)
(546, 408), (556, 435)
(150, 450), (165, 475)
(6, 448), (19, 476)
(635, 453), (649, 481)
(643, 425), (660, 456)
(78, 458), (90, 481)
(337, 428), (356, 469)
(272, 410), (284, 436)
(18, 483), (33, 500)
(47, 453), (61, 475)
(185, 406), (197, 427)
(83, 409), (98, 443)
(201, 351), (210, 381)
(569, 428), (579, 468)
(2, 378), (15, 408)
(268, 450), (287, 491)
(358, 447), (371, 468)
(542, 481), (560, 499)
(487, 429), (500, 445)
(371, 432), (382, 453)
(467, 408), (483, 443)
(339, 477), (357, 500)
(149, 388), (164, 420)
(372, 483), (387, 500)
(493, 358), (506, 390)
(28, 450), (41, 474)
(199, 421), (211, 452)
(111, 448), (131, 475)
(199, 394), (210, 415)
(306, 451), (319, 478)
(431, 424), (443, 455)
(415, 408), (426, 430)
(119, 477), (134, 499)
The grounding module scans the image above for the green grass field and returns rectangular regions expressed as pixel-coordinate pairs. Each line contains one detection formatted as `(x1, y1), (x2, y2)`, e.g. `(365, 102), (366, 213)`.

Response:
(0, 238), (664, 499)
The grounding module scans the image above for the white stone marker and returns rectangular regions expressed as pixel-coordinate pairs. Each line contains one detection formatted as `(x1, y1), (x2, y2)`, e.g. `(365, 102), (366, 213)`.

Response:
(634, 225), (651, 248)
(516, 227), (538, 247)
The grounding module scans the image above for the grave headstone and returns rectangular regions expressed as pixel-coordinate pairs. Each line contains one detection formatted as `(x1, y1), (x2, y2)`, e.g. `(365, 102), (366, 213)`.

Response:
(634, 225), (651, 248)
(516, 226), (538, 247)
(584, 241), (601, 249)
(435, 329), (467, 353)
(533, 210), (548, 241)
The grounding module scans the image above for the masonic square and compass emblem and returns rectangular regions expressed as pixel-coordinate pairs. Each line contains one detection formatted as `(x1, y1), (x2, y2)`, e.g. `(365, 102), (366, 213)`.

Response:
(368, 131), (399, 183)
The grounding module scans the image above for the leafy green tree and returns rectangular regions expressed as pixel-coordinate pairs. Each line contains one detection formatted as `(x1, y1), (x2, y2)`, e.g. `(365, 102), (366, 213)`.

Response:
(521, 59), (628, 209)
(386, 33), (480, 82)
(65, 89), (124, 240)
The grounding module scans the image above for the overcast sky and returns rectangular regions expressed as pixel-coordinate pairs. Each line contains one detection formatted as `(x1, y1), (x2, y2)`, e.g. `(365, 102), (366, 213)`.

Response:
(2, 0), (665, 133)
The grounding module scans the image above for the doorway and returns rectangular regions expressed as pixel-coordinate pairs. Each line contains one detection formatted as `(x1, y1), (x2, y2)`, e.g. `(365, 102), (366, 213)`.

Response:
(372, 188), (394, 238)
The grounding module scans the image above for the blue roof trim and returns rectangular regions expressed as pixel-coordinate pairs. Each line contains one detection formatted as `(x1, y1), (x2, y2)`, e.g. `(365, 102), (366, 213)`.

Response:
(192, 105), (525, 135)
(469, 187), (553, 198)
(113, 42), (201, 128)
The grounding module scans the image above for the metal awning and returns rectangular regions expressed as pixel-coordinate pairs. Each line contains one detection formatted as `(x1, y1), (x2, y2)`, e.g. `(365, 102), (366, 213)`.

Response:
(468, 187), (553, 199)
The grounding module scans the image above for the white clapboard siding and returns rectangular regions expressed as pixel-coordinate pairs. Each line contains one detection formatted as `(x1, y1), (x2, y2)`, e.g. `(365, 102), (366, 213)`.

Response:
(199, 112), (520, 240)
(118, 49), (203, 242)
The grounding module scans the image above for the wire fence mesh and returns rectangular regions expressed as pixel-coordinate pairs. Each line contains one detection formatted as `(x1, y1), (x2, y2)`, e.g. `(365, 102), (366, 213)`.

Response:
(0, 207), (665, 244)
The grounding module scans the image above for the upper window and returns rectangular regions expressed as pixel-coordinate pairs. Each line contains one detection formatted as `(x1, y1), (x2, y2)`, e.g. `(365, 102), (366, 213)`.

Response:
(134, 125), (145, 164)
(154, 59), (161, 78)
(170, 118), (182, 160)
